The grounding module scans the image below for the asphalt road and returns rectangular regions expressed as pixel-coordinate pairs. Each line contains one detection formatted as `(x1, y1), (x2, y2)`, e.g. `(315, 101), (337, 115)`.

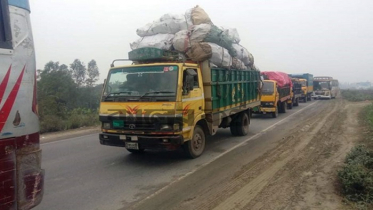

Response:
(34, 100), (325, 210)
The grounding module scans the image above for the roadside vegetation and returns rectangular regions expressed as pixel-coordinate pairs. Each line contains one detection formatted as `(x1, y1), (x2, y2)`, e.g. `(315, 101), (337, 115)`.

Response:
(38, 60), (102, 133)
(341, 89), (373, 102)
(338, 90), (373, 209)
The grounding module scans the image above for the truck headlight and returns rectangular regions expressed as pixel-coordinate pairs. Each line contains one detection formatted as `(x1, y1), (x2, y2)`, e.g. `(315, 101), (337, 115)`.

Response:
(103, 122), (111, 129)
(161, 124), (172, 131)
(173, 123), (180, 131)
(269, 102), (274, 106)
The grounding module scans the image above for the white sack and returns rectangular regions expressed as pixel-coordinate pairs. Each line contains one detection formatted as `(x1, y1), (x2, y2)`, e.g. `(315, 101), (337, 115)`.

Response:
(130, 34), (174, 50)
(136, 14), (187, 37)
(232, 44), (252, 66)
(209, 43), (232, 68)
(189, 24), (211, 42)
(221, 27), (241, 43)
(172, 30), (190, 52)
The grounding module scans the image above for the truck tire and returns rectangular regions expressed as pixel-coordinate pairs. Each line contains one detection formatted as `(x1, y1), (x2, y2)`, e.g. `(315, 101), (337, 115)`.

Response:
(288, 101), (293, 109)
(236, 112), (250, 136)
(272, 107), (278, 118)
(279, 101), (287, 113)
(183, 126), (206, 159)
(294, 98), (299, 106)
(307, 95), (312, 101)
(304, 97), (307, 103)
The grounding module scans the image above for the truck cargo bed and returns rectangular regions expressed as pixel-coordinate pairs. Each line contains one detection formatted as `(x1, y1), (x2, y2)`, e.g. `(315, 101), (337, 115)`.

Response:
(200, 62), (261, 114)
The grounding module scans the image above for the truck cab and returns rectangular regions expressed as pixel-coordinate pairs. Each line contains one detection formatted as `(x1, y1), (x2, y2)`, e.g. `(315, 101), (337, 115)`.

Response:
(299, 79), (308, 101)
(259, 80), (289, 118)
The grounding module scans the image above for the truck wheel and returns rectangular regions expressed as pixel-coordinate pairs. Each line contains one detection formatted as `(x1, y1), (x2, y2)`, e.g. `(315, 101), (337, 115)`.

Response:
(236, 112), (250, 136)
(279, 102), (286, 113)
(304, 97), (307, 103)
(307, 96), (312, 101)
(288, 101), (293, 110)
(272, 107), (278, 118)
(294, 98), (299, 106)
(183, 126), (206, 159)
(126, 148), (145, 154)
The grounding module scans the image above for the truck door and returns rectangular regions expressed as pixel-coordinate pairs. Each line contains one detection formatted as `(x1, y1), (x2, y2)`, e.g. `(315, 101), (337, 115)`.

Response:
(182, 68), (204, 129)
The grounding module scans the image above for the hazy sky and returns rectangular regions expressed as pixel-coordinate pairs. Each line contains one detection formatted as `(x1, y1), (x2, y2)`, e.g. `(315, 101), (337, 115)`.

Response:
(29, 0), (373, 83)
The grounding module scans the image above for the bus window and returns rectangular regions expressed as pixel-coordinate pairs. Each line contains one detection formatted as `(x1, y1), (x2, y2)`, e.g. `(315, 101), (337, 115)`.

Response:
(0, 0), (12, 49)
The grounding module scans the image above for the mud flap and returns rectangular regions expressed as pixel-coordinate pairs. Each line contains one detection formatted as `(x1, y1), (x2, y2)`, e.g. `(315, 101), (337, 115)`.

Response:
(16, 148), (44, 210)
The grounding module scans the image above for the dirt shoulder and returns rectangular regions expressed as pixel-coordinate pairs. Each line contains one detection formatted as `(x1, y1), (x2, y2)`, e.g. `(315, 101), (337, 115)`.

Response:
(132, 98), (369, 210)
(40, 126), (100, 144)
(208, 99), (368, 210)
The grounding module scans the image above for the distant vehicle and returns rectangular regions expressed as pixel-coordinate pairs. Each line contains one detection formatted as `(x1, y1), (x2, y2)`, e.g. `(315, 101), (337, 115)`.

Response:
(312, 76), (339, 99)
(255, 71), (292, 118)
(288, 73), (313, 102)
(99, 48), (261, 158)
(0, 0), (44, 209)
(288, 77), (303, 108)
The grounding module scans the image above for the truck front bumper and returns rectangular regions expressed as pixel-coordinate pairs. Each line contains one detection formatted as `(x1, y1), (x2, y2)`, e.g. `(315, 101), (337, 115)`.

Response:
(312, 95), (331, 99)
(260, 107), (276, 113)
(99, 133), (184, 151)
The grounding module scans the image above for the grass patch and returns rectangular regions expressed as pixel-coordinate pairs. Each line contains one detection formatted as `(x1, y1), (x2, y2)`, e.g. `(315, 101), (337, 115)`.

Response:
(342, 89), (373, 102)
(338, 103), (373, 209)
(40, 108), (99, 133)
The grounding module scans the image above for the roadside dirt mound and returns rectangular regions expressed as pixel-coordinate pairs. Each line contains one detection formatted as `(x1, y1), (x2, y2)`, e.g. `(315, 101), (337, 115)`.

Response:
(184, 99), (367, 210)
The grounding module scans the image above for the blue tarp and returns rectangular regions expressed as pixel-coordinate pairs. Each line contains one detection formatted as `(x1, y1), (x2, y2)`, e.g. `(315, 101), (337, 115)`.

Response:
(8, 0), (30, 12)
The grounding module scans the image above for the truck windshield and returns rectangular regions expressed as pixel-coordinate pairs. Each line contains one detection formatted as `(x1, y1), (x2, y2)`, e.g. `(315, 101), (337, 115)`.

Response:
(262, 81), (274, 95)
(314, 81), (331, 90)
(103, 65), (178, 100)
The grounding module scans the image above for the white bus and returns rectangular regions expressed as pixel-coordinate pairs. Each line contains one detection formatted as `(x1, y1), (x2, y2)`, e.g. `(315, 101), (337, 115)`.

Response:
(0, 0), (44, 209)
(312, 76), (339, 99)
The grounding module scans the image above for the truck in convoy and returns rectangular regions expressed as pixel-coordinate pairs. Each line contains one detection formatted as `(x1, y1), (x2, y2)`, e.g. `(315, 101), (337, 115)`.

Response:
(255, 71), (292, 118)
(0, 0), (44, 209)
(288, 73), (313, 102)
(312, 76), (339, 99)
(287, 78), (302, 109)
(99, 48), (261, 158)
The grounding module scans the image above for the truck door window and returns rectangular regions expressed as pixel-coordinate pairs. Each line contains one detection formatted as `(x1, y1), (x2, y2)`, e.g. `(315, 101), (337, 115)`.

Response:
(0, 0), (12, 49)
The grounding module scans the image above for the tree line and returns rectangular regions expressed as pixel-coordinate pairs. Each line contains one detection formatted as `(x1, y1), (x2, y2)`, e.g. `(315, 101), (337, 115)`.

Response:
(37, 59), (102, 133)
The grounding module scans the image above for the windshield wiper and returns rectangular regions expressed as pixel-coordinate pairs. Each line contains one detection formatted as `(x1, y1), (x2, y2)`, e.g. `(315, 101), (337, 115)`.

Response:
(139, 91), (175, 99)
(103, 91), (136, 101)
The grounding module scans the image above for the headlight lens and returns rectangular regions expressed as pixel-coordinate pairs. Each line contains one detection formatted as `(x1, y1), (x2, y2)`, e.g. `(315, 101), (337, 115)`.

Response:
(103, 122), (111, 129)
(173, 123), (180, 131)
(161, 124), (172, 131)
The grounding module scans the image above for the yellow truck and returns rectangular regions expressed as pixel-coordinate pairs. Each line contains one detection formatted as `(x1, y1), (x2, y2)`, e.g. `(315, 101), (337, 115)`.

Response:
(287, 78), (302, 109)
(288, 73), (314, 102)
(255, 71), (292, 118)
(99, 48), (261, 158)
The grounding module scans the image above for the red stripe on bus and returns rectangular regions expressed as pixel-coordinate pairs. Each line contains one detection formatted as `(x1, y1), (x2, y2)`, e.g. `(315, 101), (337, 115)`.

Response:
(0, 66), (25, 132)
(0, 65), (12, 104)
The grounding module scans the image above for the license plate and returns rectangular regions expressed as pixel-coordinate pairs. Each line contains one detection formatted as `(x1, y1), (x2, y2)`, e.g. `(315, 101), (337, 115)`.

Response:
(263, 112), (266, 114)
(125, 142), (139, 150)
(119, 135), (126, 140)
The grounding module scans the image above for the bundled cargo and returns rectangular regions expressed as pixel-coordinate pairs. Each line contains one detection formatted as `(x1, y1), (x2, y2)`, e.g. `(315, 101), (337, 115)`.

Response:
(130, 34), (174, 50)
(185, 5), (213, 26)
(130, 5), (255, 70)
(232, 44), (253, 66)
(136, 14), (188, 37)
(189, 24), (236, 57)
(261, 71), (293, 88)
(221, 27), (241, 44)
